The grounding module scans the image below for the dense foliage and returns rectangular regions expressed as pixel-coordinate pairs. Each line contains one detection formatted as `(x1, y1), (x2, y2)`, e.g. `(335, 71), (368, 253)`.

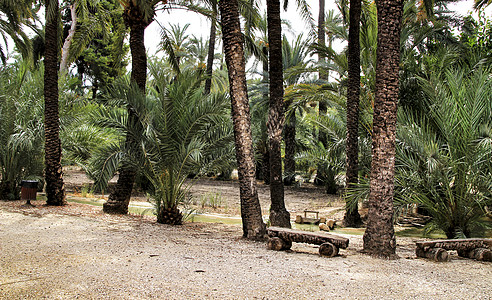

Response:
(0, 0), (490, 237)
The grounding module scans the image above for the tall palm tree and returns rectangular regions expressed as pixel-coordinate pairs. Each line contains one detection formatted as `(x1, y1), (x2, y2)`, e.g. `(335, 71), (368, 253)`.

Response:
(103, 0), (155, 214)
(362, 0), (403, 258)
(44, 0), (66, 206)
(219, 0), (266, 240)
(266, 0), (290, 228)
(343, 0), (363, 227)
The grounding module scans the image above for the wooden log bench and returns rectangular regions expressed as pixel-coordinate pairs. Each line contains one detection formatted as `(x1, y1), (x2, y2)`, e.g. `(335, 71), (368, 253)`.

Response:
(415, 239), (492, 262)
(295, 210), (326, 225)
(267, 226), (349, 257)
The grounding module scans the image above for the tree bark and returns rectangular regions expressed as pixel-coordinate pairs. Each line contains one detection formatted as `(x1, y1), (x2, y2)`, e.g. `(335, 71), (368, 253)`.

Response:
(44, 0), (66, 206)
(204, 18), (216, 95)
(415, 239), (492, 252)
(343, 0), (363, 227)
(103, 3), (149, 214)
(315, 0), (328, 187)
(458, 248), (492, 262)
(259, 46), (270, 184)
(59, 3), (77, 73)
(266, 0), (290, 228)
(219, 0), (266, 240)
(362, 0), (403, 258)
(415, 247), (449, 262)
(283, 112), (296, 185)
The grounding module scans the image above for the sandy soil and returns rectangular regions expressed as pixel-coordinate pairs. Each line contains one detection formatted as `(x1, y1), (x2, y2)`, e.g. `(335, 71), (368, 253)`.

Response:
(0, 169), (491, 299)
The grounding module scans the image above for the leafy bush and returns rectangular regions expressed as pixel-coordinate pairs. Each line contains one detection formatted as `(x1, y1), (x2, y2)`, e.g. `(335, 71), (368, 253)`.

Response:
(89, 70), (235, 224)
(395, 66), (492, 238)
(0, 63), (44, 199)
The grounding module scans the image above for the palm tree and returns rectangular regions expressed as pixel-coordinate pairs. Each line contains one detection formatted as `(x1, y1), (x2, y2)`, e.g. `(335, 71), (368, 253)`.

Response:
(0, 62), (44, 200)
(90, 70), (235, 224)
(103, 0), (154, 214)
(44, 0), (66, 206)
(159, 23), (192, 68)
(218, 0), (266, 239)
(362, 0), (403, 258)
(343, 0), (363, 227)
(266, 0), (290, 228)
(395, 54), (492, 238)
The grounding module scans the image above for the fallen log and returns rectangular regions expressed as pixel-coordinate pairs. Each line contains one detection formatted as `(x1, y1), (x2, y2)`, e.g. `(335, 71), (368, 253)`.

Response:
(457, 248), (492, 262)
(416, 247), (449, 262)
(415, 239), (492, 253)
(267, 227), (349, 249)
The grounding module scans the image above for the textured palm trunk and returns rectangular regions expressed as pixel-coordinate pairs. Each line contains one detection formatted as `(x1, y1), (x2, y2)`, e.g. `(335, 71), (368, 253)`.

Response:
(103, 4), (149, 214)
(362, 0), (403, 258)
(315, 0), (328, 187)
(259, 46), (270, 184)
(283, 108), (296, 186)
(44, 0), (66, 206)
(267, 0), (290, 228)
(219, 0), (266, 240)
(204, 19), (216, 95)
(343, 0), (363, 227)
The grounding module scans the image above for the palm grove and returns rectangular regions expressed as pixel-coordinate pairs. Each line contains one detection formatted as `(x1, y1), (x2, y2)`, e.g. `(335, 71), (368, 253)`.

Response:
(0, 0), (490, 258)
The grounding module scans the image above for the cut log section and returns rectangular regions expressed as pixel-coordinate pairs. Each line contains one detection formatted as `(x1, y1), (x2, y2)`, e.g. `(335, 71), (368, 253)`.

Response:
(319, 223), (330, 231)
(458, 248), (492, 262)
(267, 227), (349, 249)
(267, 237), (292, 251)
(319, 242), (338, 257)
(416, 247), (449, 262)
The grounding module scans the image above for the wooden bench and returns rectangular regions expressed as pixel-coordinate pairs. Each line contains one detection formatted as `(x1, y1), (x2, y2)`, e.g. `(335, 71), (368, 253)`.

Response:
(295, 210), (326, 225)
(267, 226), (349, 257)
(415, 239), (492, 262)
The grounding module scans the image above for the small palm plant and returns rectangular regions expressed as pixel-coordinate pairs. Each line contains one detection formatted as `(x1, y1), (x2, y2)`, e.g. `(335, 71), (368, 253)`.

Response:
(395, 66), (492, 238)
(89, 69), (234, 224)
(0, 63), (44, 199)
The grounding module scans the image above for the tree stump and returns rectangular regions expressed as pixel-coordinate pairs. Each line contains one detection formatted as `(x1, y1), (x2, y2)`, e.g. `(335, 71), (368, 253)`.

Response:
(416, 247), (449, 262)
(267, 237), (292, 251)
(319, 242), (338, 257)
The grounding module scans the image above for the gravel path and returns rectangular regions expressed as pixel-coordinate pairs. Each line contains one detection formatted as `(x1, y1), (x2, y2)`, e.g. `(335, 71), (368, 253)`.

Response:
(1, 201), (491, 299)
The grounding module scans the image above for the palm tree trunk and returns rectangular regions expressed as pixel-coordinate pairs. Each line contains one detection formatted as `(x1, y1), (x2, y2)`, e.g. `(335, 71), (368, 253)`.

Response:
(219, 0), (266, 240)
(267, 0), (290, 228)
(283, 108), (296, 186)
(259, 46), (270, 184)
(204, 19), (216, 95)
(362, 0), (403, 258)
(44, 0), (66, 206)
(103, 4), (148, 214)
(315, 0), (328, 187)
(343, 0), (363, 227)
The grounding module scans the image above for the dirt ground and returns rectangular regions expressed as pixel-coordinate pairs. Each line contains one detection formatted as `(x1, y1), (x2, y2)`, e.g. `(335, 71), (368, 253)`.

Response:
(63, 167), (347, 221)
(0, 168), (491, 299)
